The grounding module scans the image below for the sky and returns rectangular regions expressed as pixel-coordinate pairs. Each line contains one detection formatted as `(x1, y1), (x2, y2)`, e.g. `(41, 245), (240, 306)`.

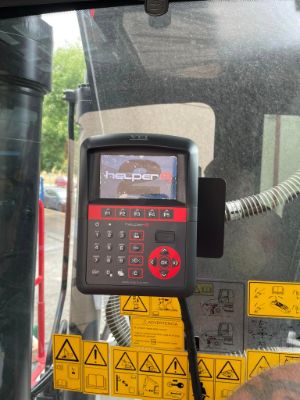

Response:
(42, 11), (81, 49)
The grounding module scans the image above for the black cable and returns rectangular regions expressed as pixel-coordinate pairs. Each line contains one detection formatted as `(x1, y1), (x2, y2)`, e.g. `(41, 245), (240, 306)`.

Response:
(179, 297), (204, 400)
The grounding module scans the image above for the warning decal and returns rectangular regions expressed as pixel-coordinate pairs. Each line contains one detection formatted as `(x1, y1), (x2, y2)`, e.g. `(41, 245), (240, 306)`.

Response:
(249, 356), (270, 378)
(198, 359), (213, 379)
(247, 350), (280, 380)
(123, 296), (148, 313)
(131, 317), (184, 351)
(248, 280), (300, 319)
(216, 361), (240, 381)
(56, 339), (79, 362)
(164, 356), (187, 376)
(120, 296), (181, 319)
(116, 352), (136, 371)
(53, 334), (82, 392)
(85, 344), (107, 366)
(140, 355), (161, 374)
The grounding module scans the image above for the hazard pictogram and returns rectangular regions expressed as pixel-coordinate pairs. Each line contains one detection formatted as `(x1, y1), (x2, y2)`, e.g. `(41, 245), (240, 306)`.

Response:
(198, 359), (213, 379)
(249, 356), (270, 378)
(123, 296), (147, 312)
(85, 344), (107, 366)
(165, 357), (186, 376)
(140, 355), (161, 373)
(55, 339), (79, 362)
(115, 352), (136, 371)
(216, 361), (239, 381)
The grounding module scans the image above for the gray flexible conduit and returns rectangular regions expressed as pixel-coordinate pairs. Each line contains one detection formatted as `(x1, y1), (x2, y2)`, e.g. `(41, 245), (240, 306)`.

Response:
(225, 169), (300, 221)
(105, 295), (131, 346)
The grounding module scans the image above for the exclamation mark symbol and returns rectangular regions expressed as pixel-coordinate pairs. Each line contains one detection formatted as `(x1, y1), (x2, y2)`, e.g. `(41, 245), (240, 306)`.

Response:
(174, 359), (177, 374)
(94, 348), (97, 364)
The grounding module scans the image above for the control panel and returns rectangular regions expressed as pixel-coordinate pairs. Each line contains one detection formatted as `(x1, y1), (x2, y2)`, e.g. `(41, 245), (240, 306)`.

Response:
(76, 133), (198, 296)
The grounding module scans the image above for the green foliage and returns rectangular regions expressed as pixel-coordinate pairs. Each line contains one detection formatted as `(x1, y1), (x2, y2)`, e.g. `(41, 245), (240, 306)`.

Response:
(41, 44), (85, 172)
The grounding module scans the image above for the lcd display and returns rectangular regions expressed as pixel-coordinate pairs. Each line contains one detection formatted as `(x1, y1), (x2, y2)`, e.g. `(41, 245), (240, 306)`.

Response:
(100, 155), (177, 199)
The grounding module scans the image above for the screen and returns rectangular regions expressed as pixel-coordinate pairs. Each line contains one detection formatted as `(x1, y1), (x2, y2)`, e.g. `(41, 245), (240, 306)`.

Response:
(100, 155), (177, 199)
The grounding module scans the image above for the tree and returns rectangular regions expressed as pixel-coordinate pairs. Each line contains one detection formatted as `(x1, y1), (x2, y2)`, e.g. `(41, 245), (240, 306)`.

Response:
(41, 44), (86, 172)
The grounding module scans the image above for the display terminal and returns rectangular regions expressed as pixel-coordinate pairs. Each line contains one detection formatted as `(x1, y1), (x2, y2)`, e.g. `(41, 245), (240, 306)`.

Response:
(76, 133), (199, 296)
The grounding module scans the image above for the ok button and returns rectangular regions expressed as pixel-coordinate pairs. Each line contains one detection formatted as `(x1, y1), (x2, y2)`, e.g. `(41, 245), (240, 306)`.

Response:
(160, 257), (169, 267)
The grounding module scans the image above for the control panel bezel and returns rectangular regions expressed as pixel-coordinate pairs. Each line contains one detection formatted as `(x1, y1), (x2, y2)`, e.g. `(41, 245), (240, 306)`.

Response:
(76, 133), (198, 296)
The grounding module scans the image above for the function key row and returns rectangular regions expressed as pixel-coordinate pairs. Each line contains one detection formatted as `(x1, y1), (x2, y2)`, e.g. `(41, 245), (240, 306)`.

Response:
(102, 207), (174, 219)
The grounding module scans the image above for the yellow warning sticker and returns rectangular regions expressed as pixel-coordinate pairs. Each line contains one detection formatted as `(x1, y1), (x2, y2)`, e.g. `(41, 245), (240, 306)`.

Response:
(53, 334), (82, 392)
(247, 351), (279, 380)
(120, 296), (150, 316)
(82, 341), (109, 395)
(138, 352), (163, 374)
(247, 350), (300, 380)
(248, 280), (300, 318)
(120, 296), (181, 319)
(131, 317), (184, 351)
(164, 376), (188, 399)
(139, 375), (163, 398)
(215, 359), (242, 383)
(111, 347), (138, 398)
(280, 354), (300, 365)
(163, 354), (188, 377)
(198, 357), (214, 380)
(189, 379), (214, 400)
(150, 297), (181, 319)
(113, 372), (138, 396)
(214, 382), (240, 399)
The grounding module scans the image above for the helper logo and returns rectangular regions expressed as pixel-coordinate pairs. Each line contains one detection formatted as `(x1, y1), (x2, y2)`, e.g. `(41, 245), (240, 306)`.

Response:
(104, 171), (172, 182)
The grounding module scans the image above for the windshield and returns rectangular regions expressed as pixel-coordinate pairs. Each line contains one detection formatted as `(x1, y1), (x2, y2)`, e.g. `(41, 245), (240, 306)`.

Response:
(0, 2), (300, 400)
(76, 0), (300, 354)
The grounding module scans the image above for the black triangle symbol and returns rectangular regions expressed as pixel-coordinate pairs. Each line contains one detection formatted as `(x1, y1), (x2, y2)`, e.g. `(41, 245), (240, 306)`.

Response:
(165, 357), (186, 376)
(217, 361), (239, 381)
(123, 296), (147, 312)
(115, 352), (136, 371)
(249, 356), (271, 378)
(140, 355), (161, 373)
(56, 339), (79, 362)
(198, 359), (212, 378)
(85, 345), (107, 366)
